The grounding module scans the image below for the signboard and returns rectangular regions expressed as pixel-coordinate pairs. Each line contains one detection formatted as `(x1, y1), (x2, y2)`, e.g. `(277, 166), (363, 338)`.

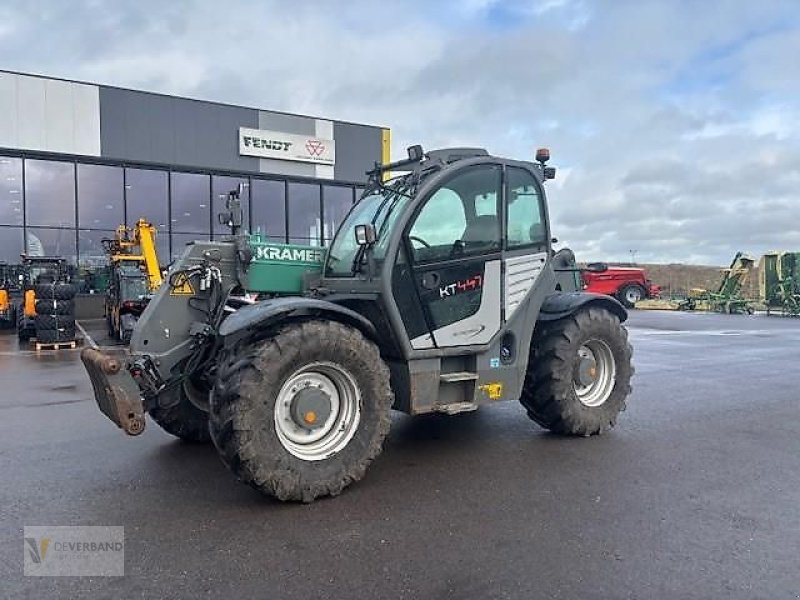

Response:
(239, 127), (335, 165)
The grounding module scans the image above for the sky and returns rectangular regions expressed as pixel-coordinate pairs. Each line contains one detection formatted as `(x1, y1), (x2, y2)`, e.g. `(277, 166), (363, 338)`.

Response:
(1, 0), (799, 265)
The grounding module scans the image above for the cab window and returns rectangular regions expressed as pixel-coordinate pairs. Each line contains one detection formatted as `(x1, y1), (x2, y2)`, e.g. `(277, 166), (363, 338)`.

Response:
(506, 167), (546, 248)
(408, 165), (501, 263)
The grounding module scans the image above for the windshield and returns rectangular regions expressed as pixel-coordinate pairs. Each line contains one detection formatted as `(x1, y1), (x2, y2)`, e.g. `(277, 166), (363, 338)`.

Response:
(325, 183), (411, 277)
(120, 275), (149, 300)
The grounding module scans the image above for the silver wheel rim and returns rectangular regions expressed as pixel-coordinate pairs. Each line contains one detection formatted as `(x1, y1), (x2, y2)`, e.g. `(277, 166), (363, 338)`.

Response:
(573, 339), (616, 407)
(625, 287), (642, 304)
(274, 361), (361, 461)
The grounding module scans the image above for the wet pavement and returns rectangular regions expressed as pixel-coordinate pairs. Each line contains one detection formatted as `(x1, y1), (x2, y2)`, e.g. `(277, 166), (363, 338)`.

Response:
(2, 311), (799, 598)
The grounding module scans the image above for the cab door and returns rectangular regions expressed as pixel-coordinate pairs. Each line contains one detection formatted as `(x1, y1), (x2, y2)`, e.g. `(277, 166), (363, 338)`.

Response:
(400, 164), (503, 349)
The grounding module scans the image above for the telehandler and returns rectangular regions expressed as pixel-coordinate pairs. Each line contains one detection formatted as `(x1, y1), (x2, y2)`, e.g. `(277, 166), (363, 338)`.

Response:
(82, 146), (633, 502)
(103, 219), (163, 342)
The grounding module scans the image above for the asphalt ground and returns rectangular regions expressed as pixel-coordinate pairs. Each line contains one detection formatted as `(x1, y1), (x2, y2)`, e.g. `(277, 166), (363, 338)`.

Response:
(2, 311), (799, 599)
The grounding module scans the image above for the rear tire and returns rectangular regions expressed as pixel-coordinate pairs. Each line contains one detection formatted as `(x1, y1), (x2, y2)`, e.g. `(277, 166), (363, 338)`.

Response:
(209, 320), (393, 502)
(34, 283), (77, 301)
(520, 307), (633, 435)
(618, 284), (644, 308)
(35, 299), (75, 315)
(148, 381), (211, 443)
(34, 314), (76, 331)
(35, 327), (76, 343)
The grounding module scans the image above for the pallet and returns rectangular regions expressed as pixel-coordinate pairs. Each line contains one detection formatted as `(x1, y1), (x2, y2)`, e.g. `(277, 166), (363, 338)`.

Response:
(31, 337), (83, 351)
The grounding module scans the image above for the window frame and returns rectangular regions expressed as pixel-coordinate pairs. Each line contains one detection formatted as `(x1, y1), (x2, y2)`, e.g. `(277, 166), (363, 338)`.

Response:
(504, 165), (549, 252)
(403, 163), (503, 265)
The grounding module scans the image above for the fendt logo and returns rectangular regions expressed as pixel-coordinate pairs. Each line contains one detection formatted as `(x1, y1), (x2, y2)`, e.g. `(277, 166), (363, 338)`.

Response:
(305, 139), (326, 157)
(242, 136), (292, 152)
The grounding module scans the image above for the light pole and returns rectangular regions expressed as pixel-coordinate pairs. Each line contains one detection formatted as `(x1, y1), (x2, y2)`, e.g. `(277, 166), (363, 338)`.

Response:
(629, 249), (637, 265)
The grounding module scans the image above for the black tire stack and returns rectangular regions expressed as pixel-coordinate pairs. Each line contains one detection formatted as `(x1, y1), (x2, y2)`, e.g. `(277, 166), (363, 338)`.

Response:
(33, 283), (78, 344)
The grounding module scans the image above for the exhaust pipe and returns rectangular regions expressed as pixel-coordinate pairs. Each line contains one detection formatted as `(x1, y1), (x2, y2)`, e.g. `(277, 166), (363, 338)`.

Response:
(80, 347), (146, 435)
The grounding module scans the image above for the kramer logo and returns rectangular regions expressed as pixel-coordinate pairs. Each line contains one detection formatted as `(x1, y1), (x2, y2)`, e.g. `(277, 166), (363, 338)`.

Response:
(24, 536), (50, 564)
(256, 245), (324, 263)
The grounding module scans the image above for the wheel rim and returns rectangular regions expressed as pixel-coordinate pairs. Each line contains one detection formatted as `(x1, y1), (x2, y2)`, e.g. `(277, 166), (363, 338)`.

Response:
(625, 287), (642, 304)
(274, 361), (361, 461)
(573, 339), (616, 407)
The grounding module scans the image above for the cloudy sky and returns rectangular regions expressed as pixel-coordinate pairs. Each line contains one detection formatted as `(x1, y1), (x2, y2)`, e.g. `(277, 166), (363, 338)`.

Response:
(2, 0), (799, 264)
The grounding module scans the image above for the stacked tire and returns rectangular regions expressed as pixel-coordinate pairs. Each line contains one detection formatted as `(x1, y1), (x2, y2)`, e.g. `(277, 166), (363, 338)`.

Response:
(33, 283), (77, 343)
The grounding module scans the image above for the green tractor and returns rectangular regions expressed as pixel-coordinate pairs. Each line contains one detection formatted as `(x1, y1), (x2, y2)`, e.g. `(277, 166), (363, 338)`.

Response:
(82, 146), (633, 502)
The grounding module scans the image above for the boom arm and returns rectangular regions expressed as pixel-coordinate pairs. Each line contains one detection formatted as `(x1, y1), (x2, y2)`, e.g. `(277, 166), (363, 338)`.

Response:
(133, 219), (163, 291)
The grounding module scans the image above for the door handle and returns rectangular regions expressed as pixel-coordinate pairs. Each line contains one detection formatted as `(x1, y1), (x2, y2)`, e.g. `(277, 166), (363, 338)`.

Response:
(420, 272), (440, 290)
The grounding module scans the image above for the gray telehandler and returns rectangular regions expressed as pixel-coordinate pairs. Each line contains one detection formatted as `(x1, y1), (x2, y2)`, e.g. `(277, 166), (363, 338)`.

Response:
(82, 146), (633, 502)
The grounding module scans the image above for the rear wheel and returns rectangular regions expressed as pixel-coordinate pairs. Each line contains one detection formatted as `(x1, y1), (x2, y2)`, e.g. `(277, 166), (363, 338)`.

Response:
(520, 307), (633, 435)
(148, 380), (211, 443)
(618, 284), (644, 308)
(209, 320), (393, 502)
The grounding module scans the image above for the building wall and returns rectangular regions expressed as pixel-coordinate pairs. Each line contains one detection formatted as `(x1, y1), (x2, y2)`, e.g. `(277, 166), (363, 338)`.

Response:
(0, 70), (387, 184)
(0, 72), (101, 156)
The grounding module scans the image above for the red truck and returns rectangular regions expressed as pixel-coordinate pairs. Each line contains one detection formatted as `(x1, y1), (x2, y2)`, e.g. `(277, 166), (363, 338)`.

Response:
(581, 263), (660, 308)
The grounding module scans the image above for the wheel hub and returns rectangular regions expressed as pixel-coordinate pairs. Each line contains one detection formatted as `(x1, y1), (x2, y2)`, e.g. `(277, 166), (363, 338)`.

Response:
(573, 340), (617, 408)
(576, 355), (598, 387)
(274, 362), (362, 462)
(289, 386), (332, 431)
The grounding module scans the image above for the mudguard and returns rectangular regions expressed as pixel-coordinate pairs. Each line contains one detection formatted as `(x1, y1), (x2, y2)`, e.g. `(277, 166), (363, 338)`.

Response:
(218, 297), (378, 345)
(538, 292), (628, 323)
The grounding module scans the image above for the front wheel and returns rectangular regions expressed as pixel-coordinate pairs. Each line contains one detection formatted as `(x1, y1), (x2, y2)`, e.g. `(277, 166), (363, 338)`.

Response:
(520, 307), (633, 435)
(209, 320), (393, 502)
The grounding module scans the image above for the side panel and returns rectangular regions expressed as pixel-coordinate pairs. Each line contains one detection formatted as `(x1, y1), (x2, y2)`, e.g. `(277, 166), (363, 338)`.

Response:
(505, 252), (547, 320)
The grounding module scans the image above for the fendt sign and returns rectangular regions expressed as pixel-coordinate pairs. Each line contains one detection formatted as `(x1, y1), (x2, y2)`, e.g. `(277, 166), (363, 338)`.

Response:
(239, 127), (335, 165)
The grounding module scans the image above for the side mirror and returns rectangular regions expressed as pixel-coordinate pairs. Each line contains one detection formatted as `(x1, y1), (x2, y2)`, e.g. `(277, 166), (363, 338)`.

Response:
(354, 223), (377, 246)
(543, 166), (556, 180)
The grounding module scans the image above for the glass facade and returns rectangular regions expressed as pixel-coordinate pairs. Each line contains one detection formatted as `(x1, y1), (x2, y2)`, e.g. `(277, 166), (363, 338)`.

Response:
(0, 152), (364, 290)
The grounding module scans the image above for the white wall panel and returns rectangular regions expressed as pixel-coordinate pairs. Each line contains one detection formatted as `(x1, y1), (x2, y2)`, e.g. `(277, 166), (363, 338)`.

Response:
(44, 79), (73, 152)
(0, 74), (18, 144)
(16, 75), (47, 150)
(72, 83), (101, 156)
(314, 119), (335, 180)
(0, 72), (100, 156)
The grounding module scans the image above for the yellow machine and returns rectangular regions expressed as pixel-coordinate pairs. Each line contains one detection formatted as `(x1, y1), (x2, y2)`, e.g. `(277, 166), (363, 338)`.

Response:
(106, 219), (162, 292)
(103, 220), (163, 342)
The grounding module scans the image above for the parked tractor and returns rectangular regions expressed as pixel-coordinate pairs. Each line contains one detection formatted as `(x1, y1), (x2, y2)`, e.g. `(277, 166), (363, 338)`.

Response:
(82, 146), (634, 502)
(581, 263), (660, 308)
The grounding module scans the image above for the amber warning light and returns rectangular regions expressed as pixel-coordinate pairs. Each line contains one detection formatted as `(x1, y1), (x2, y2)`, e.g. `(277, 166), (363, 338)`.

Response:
(535, 148), (556, 180)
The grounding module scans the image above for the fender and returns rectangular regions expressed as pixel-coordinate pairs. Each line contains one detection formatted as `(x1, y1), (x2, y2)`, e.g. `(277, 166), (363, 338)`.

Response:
(218, 297), (378, 345)
(538, 291), (628, 323)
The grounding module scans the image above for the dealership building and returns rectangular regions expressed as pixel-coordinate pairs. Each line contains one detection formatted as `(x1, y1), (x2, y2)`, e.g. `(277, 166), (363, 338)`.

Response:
(0, 69), (390, 278)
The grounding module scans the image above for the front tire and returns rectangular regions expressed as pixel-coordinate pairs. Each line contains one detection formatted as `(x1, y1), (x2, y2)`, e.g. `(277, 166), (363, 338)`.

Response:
(520, 307), (633, 435)
(209, 320), (393, 502)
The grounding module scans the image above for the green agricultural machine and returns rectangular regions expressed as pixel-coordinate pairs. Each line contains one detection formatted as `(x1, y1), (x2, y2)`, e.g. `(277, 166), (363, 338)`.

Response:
(81, 146), (634, 502)
(678, 251), (755, 314)
(760, 251), (800, 316)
